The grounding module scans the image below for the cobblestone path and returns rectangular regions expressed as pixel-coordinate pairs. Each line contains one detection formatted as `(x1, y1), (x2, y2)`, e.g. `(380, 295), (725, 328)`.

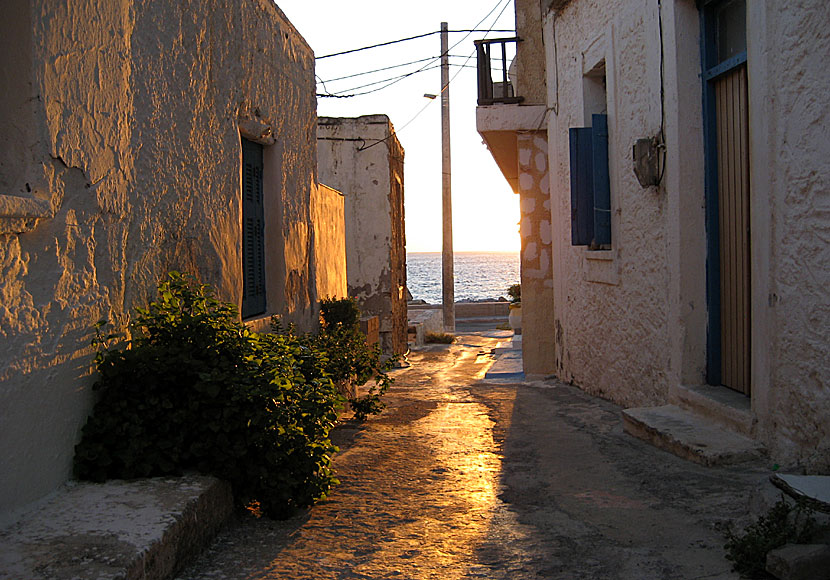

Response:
(178, 330), (763, 579)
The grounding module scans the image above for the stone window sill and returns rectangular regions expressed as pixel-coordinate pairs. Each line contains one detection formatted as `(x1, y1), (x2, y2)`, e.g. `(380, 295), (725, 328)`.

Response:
(583, 248), (619, 285)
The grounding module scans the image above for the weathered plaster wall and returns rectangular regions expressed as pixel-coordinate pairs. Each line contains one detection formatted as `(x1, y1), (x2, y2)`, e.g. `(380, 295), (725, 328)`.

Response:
(546, 0), (671, 407)
(311, 184), (347, 302)
(747, 0), (830, 471)
(0, 0), (317, 516)
(317, 115), (407, 356)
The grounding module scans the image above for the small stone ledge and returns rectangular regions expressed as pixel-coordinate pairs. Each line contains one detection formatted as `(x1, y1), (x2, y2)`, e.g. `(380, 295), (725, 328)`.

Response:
(0, 194), (53, 234)
(0, 474), (233, 580)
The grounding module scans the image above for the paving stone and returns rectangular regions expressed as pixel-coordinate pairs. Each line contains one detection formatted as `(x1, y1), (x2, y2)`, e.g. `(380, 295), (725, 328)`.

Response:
(178, 329), (765, 579)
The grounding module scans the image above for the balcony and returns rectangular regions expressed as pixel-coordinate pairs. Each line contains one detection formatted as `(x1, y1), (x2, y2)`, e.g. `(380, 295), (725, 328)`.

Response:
(475, 36), (546, 193)
(474, 38), (524, 106)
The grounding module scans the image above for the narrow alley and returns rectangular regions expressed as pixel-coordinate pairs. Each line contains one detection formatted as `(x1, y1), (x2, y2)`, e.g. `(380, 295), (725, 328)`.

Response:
(178, 326), (765, 580)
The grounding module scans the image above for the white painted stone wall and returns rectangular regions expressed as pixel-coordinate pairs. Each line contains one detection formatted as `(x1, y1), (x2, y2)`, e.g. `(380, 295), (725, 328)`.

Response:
(546, 0), (672, 407)
(317, 116), (408, 355)
(746, 0), (830, 471)
(0, 0), (318, 516)
(544, 0), (829, 470)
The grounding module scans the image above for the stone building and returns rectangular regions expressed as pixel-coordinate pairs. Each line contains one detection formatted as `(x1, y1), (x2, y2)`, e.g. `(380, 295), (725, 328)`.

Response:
(476, 0), (830, 471)
(317, 115), (407, 356)
(0, 0), (329, 517)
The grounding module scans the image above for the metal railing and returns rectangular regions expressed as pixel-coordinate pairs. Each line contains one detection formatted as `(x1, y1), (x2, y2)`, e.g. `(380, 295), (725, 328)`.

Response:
(474, 37), (524, 106)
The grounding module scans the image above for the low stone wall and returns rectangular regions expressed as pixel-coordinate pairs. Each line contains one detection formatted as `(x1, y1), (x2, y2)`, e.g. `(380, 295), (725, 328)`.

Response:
(408, 301), (509, 320)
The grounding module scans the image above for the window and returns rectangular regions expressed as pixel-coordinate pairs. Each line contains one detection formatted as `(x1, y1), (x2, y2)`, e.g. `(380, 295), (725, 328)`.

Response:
(241, 137), (266, 318)
(569, 113), (611, 248)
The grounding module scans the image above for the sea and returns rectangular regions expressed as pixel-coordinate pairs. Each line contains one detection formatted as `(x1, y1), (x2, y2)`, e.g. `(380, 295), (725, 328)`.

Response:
(406, 252), (520, 304)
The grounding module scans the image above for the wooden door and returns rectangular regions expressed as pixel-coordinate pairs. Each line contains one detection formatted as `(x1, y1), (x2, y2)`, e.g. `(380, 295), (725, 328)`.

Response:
(714, 64), (750, 394)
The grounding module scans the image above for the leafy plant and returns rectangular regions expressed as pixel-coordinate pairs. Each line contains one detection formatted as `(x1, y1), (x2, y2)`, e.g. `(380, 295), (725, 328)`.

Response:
(74, 272), (342, 518)
(287, 297), (394, 421)
(724, 497), (818, 578)
(319, 296), (361, 330)
(507, 283), (521, 304)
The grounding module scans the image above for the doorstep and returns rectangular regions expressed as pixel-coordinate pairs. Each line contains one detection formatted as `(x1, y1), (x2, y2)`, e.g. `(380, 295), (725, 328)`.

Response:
(623, 404), (765, 466)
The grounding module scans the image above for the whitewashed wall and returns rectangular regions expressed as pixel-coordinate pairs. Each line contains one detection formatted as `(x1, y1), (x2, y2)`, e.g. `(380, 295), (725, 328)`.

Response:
(546, 0), (675, 407)
(544, 0), (829, 470)
(747, 0), (830, 471)
(0, 0), (318, 517)
(317, 116), (408, 355)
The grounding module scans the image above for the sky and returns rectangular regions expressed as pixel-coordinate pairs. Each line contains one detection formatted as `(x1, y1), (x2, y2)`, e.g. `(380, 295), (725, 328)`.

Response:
(277, 0), (520, 253)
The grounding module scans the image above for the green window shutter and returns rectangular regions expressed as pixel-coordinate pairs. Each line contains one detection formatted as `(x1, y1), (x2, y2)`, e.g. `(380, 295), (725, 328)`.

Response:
(241, 138), (265, 318)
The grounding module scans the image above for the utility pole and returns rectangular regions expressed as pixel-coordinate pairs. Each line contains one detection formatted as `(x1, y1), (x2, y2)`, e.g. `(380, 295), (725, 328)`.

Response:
(440, 21), (455, 332)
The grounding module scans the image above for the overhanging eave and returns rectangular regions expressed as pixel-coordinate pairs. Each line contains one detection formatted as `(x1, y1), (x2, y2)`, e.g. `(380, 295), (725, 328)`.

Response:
(476, 104), (548, 194)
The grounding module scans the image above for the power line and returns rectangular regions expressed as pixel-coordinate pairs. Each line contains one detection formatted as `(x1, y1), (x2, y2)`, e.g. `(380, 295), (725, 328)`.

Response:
(319, 61), (475, 98)
(318, 54), (479, 85)
(320, 56), (437, 84)
(327, 64), (443, 96)
(315, 29), (515, 60)
(316, 31), (438, 60)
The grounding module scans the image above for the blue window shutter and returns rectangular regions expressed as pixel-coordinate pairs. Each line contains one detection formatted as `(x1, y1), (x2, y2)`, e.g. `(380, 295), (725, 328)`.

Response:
(569, 127), (594, 245)
(241, 138), (266, 318)
(591, 113), (611, 246)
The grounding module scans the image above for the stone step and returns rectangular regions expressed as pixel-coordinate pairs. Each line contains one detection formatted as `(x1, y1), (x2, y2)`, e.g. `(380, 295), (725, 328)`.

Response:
(669, 383), (753, 436)
(0, 475), (233, 580)
(622, 404), (765, 466)
(480, 350), (525, 385)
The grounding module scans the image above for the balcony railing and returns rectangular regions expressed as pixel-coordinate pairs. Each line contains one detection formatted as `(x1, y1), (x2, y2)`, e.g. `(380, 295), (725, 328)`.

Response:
(474, 37), (524, 106)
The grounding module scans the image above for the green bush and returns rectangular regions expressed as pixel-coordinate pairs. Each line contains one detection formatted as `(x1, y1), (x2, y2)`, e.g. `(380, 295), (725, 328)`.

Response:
(724, 497), (817, 578)
(74, 272), (342, 518)
(303, 297), (393, 421)
(319, 296), (361, 330)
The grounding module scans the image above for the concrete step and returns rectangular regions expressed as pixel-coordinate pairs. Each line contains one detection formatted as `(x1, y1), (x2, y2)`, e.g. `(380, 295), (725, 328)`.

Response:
(623, 404), (765, 466)
(0, 475), (233, 580)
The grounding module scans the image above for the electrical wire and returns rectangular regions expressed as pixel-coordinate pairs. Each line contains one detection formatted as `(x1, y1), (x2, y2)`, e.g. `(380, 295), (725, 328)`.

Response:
(326, 64), (443, 96)
(316, 31), (439, 60)
(315, 29), (516, 60)
(319, 54), (476, 85)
